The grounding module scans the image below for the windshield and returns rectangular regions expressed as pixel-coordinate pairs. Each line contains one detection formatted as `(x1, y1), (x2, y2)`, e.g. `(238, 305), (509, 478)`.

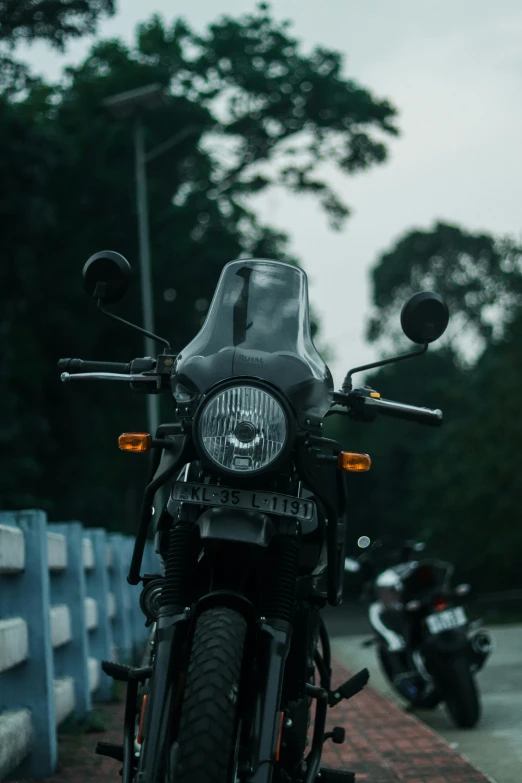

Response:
(173, 259), (333, 419)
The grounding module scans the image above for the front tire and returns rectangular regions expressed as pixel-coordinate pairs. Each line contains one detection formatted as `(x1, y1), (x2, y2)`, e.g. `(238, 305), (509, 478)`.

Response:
(443, 654), (481, 728)
(170, 607), (247, 783)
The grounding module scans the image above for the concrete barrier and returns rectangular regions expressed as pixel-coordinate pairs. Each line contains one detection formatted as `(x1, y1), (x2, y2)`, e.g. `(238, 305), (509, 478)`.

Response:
(0, 510), (156, 779)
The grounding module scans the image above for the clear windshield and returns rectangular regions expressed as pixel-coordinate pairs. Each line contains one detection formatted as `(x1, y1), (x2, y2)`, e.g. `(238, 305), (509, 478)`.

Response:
(174, 259), (333, 419)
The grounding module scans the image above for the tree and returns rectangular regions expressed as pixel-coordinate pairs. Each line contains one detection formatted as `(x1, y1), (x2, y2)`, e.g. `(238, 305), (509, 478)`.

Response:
(0, 0), (115, 49)
(0, 5), (399, 530)
(408, 312), (522, 590)
(366, 221), (522, 360)
(0, 0), (116, 95)
(325, 346), (462, 552)
(332, 219), (522, 591)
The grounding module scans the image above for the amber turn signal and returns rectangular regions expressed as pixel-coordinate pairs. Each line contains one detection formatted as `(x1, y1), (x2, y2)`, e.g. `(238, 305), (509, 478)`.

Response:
(118, 432), (153, 452)
(338, 451), (371, 472)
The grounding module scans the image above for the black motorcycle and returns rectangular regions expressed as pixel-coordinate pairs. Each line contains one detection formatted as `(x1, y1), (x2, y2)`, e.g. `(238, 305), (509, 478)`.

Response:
(352, 553), (494, 728)
(58, 252), (449, 782)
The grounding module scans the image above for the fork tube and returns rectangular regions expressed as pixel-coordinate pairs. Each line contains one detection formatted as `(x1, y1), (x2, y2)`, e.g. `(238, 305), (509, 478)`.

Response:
(122, 675), (139, 783)
(247, 621), (291, 783)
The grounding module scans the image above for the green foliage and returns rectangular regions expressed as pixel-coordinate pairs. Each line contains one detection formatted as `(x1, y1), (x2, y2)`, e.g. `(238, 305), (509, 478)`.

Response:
(0, 0), (115, 49)
(367, 221), (522, 357)
(330, 220), (522, 591)
(60, 708), (110, 734)
(325, 347), (462, 547)
(0, 0), (116, 95)
(409, 313), (522, 589)
(0, 6), (398, 530)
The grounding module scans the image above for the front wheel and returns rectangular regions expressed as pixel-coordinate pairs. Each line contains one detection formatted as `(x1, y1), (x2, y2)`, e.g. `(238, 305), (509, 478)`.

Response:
(168, 607), (247, 783)
(442, 654), (481, 728)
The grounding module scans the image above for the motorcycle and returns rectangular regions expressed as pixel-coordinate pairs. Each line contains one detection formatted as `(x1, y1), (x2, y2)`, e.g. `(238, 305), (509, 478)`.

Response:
(347, 550), (494, 728)
(58, 251), (449, 782)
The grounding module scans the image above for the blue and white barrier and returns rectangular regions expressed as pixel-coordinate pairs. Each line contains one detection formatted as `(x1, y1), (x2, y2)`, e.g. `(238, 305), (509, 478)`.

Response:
(0, 509), (157, 779)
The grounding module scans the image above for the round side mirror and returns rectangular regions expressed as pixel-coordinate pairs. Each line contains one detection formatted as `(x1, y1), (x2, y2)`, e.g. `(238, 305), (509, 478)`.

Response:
(83, 251), (133, 303)
(400, 291), (449, 344)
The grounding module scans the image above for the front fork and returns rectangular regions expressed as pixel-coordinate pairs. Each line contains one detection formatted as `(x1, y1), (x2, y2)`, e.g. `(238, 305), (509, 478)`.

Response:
(247, 621), (292, 783)
(135, 611), (189, 783)
(140, 525), (308, 783)
(136, 522), (199, 783)
(247, 532), (300, 783)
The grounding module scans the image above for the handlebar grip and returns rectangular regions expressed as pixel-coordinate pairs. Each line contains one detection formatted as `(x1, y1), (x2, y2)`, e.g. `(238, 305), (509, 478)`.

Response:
(368, 397), (443, 427)
(57, 358), (131, 374)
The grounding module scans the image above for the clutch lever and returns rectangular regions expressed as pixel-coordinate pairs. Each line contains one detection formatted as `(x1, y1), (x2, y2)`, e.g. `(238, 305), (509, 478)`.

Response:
(61, 371), (159, 385)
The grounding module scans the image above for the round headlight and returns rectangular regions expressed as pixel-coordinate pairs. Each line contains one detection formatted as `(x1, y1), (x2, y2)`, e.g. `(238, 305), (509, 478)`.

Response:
(198, 385), (288, 474)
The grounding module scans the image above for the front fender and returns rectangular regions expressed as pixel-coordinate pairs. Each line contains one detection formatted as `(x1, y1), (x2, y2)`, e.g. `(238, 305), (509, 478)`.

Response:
(196, 506), (275, 546)
(194, 589), (257, 624)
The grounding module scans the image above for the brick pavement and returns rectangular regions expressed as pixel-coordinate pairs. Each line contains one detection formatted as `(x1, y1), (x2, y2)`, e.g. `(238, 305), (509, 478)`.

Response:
(321, 661), (492, 783)
(13, 702), (125, 783)
(15, 660), (492, 783)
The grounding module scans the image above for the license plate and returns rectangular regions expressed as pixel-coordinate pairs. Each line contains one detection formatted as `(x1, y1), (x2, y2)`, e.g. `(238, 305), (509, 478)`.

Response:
(426, 607), (467, 634)
(171, 482), (314, 522)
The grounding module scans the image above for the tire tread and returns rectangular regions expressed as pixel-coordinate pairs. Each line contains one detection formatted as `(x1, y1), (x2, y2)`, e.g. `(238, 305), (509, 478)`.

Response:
(172, 607), (247, 783)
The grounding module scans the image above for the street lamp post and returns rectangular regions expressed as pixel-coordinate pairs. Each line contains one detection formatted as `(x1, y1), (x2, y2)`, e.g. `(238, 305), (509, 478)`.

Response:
(134, 113), (159, 434)
(103, 85), (199, 522)
(103, 83), (167, 437)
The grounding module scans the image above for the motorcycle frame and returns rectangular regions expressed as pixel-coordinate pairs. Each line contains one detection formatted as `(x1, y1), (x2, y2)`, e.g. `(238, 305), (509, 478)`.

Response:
(127, 427), (348, 604)
(126, 422), (348, 783)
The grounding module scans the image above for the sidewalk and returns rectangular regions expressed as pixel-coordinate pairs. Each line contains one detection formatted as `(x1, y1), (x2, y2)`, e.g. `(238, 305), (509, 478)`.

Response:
(14, 702), (126, 783)
(321, 661), (493, 783)
(16, 661), (493, 783)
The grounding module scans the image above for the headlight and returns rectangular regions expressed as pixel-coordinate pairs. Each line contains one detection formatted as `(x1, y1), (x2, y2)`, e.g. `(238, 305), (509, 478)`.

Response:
(198, 385), (288, 474)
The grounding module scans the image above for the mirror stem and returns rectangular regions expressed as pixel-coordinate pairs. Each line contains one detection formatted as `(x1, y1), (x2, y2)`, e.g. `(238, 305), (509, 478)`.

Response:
(342, 343), (428, 392)
(97, 300), (171, 353)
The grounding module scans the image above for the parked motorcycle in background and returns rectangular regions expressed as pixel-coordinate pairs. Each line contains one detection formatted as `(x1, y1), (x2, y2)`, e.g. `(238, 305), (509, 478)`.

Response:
(58, 251), (450, 782)
(346, 539), (494, 728)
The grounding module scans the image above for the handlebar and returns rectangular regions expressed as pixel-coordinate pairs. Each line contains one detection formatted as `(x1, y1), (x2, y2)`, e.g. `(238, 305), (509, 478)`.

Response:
(57, 358), (131, 374)
(57, 355), (164, 392)
(57, 361), (442, 428)
(60, 372), (155, 383)
(365, 396), (442, 427)
(333, 388), (443, 427)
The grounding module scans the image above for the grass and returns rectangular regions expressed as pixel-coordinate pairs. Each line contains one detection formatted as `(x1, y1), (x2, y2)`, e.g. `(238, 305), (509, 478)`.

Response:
(53, 709), (113, 773)
(59, 678), (127, 736)
(113, 679), (127, 703)
(59, 709), (111, 735)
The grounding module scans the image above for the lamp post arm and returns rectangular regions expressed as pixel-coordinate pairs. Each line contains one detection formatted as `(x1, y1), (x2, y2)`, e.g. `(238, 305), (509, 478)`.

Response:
(144, 125), (200, 164)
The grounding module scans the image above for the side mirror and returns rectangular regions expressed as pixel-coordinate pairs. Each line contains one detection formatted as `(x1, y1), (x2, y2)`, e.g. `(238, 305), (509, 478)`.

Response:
(83, 251), (133, 303)
(400, 291), (449, 344)
(344, 558), (361, 573)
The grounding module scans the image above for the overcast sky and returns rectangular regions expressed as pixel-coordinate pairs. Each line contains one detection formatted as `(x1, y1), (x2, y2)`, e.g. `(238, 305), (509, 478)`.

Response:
(18, 0), (522, 386)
